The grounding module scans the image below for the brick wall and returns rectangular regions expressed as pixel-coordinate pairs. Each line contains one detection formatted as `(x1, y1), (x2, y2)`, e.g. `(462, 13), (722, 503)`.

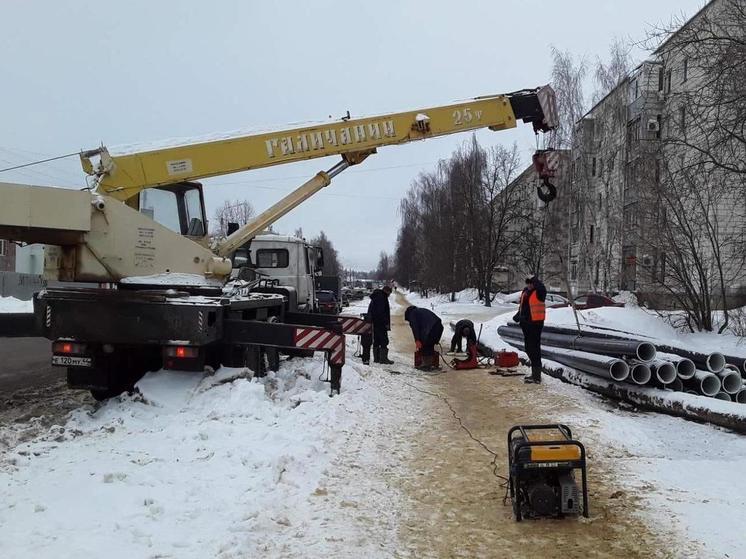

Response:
(0, 239), (16, 272)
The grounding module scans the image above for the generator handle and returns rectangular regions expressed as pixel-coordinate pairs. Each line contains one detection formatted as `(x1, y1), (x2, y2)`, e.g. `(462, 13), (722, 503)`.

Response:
(507, 423), (573, 448)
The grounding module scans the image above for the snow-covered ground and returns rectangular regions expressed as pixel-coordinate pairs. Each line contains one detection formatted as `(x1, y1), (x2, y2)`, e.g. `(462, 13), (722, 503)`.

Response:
(0, 295), (33, 313)
(0, 303), (419, 558)
(404, 288), (746, 558)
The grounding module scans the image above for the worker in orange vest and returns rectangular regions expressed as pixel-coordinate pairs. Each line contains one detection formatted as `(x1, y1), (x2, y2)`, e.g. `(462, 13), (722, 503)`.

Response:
(512, 275), (547, 383)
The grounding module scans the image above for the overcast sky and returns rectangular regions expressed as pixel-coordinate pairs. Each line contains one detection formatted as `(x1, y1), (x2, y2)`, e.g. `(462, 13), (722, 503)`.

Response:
(0, 0), (705, 269)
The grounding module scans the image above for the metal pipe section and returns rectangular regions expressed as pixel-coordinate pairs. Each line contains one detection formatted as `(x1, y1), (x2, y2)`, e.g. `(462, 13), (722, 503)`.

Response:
(497, 325), (655, 362)
(649, 359), (677, 385)
(717, 367), (743, 395)
(687, 370), (722, 397)
(515, 324), (729, 374)
(629, 363), (652, 385)
(714, 392), (732, 402)
(667, 377), (684, 392)
(502, 337), (629, 382)
(723, 355), (746, 377)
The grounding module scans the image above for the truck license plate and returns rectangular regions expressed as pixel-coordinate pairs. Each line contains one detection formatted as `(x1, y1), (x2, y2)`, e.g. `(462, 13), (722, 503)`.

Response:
(51, 355), (92, 367)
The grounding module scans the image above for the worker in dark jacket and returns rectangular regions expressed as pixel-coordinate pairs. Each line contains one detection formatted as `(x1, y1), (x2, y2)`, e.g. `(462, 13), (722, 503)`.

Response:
(513, 275), (547, 383)
(367, 285), (394, 364)
(404, 306), (444, 364)
(449, 319), (477, 353)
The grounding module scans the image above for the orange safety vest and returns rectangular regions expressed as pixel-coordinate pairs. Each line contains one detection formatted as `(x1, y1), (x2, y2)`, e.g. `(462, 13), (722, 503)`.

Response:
(519, 290), (546, 322)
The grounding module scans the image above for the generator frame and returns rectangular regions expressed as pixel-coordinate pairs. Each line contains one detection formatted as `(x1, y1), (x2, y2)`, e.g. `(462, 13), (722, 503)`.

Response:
(507, 423), (589, 521)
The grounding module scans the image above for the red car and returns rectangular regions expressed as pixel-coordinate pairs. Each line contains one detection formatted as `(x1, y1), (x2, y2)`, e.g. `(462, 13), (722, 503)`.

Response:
(572, 293), (625, 310)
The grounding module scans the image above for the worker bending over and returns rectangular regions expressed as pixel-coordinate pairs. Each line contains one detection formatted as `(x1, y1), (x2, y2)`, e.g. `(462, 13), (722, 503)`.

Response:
(513, 275), (547, 384)
(367, 285), (394, 364)
(404, 306), (444, 370)
(449, 319), (477, 353)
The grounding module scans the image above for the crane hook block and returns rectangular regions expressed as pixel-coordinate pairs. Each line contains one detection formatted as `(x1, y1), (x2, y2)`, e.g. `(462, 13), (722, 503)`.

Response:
(537, 178), (557, 203)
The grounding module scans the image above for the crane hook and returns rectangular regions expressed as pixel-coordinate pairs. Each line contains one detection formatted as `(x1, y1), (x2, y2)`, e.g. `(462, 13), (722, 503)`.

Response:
(537, 177), (557, 204)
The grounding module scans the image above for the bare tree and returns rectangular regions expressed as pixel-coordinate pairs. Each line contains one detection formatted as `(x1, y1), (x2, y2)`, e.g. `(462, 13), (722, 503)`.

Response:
(309, 231), (342, 277)
(212, 199), (255, 237)
(550, 47), (587, 149)
(593, 38), (633, 102)
(375, 251), (391, 280)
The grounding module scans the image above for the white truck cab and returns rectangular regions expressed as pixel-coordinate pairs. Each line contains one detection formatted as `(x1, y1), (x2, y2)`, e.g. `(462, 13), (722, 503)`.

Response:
(235, 234), (322, 312)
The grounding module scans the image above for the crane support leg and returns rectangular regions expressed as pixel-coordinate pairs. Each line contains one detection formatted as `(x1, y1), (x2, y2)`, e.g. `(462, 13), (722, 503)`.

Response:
(223, 319), (346, 394)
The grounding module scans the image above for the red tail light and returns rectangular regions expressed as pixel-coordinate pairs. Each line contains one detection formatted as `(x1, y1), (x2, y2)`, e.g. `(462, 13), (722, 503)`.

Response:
(53, 341), (87, 354)
(165, 346), (198, 359)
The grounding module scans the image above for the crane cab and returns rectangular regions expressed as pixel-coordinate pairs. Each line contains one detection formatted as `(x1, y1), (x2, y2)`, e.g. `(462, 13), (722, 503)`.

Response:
(135, 181), (208, 240)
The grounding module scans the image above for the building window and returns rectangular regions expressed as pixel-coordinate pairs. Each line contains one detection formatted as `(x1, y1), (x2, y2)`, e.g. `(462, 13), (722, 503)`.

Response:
(589, 225), (595, 244)
(682, 58), (688, 83)
(592, 157), (597, 176)
(665, 70), (672, 93)
(656, 114), (662, 139)
(658, 67), (664, 91)
(0, 239), (5, 256)
(634, 79), (639, 99)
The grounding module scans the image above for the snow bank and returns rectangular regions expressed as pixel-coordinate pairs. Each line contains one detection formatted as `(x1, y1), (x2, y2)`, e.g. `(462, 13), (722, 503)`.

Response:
(0, 353), (408, 558)
(0, 296), (33, 313)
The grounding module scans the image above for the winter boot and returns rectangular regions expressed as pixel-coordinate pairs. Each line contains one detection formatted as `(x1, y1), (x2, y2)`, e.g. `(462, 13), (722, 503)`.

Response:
(379, 347), (395, 365)
(524, 364), (542, 384)
(373, 346), (381, 363)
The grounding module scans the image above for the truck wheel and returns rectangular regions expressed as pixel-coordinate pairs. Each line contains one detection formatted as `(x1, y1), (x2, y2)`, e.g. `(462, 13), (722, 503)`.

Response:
(90, 387), (126, 401)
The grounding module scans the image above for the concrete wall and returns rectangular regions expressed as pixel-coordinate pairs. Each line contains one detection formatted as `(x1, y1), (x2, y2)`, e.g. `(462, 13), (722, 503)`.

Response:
(14, 244), (44, 274)
(0, 271), (46, 300)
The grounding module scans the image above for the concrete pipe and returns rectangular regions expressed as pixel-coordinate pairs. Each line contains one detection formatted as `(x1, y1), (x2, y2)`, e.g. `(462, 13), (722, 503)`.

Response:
(629, 363), (652, 385)
(714, 392), (732, 402)
(736, 389), (746, 404)
(717, 367), (743, 395)
(689, 370), (721, 397)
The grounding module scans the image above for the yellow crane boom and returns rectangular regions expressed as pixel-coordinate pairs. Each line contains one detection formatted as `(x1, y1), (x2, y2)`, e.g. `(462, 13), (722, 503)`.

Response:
(82, 86), (557, 202)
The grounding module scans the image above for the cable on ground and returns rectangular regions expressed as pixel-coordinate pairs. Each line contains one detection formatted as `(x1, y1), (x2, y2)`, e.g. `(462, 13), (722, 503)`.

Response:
(396, 375), (511, 503)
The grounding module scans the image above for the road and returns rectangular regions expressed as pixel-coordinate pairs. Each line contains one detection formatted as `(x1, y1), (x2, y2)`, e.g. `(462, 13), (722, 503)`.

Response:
(0, 337), (57, 393)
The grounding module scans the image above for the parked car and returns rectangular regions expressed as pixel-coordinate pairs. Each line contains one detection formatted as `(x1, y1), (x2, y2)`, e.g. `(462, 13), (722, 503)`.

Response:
(572, 293), (624, 310)
(544, 293), (570, 308)
(316, 290), (340, 314)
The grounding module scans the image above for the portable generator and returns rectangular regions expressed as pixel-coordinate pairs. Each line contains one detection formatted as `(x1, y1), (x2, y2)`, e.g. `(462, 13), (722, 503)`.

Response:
(507, 424), (589, 521)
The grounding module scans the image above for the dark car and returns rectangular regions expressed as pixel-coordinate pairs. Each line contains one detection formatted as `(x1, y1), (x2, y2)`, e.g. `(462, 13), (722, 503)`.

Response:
(573, 293), (625, 310)
(316, 290), (340, 314)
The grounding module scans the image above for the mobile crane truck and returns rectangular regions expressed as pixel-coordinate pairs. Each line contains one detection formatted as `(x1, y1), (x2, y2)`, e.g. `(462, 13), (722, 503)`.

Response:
(0, 86), (557, 399)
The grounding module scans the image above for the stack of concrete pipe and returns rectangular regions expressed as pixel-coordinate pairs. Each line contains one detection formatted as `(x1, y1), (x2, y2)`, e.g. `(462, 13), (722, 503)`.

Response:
(497, 324), (745, 404)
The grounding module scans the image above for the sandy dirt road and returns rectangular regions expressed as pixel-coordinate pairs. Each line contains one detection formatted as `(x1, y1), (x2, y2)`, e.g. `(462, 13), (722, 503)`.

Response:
(387, 291), (683, 559)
